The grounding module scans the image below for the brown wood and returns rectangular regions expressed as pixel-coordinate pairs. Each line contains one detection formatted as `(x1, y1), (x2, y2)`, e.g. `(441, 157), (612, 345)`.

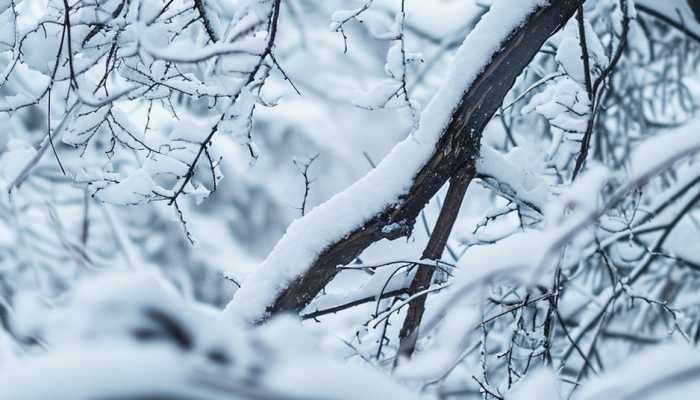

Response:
(257, 0), (584, 322)
(397, 166), (474, 358)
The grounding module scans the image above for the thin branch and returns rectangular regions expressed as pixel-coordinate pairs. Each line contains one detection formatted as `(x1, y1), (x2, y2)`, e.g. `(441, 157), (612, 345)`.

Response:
(397, 166), (474, 358)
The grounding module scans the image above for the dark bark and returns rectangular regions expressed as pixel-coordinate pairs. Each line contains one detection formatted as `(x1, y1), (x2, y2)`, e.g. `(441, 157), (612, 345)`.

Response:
(194, 0), (219, 43)
(689, 0), (700, 23)
(261, 0), (584, 321)
(397, 166), (474, 358)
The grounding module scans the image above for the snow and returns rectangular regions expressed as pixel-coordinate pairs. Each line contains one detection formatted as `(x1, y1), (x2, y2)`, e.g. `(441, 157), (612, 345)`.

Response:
(375, 0), (483, 39)
(397, 164), (615, 378)
(508, 368), (560, 400)
(478, 144), (550, 212)
(140, 28), (268, 63)
(385, 42), (405, 77)
(636, 0), (700, 40)
(629, 118), (700, 182)
(399, 343), (700, 400)
(350, 15), (421, 113)
(5, 271), (426, 399)
(302, 262), (416, 318)
(554, 17), (608, 84)
(330, 8), (367, 31)
(352, 79), (401, 108)
(4, 0), (700, 397)
(94, 168), (160, 205)
(657, 203), (700, 266)
(0, 345), (217, 400)
(521, 76), (589, 167)
(169, 119), (217, 144)
(0, 139), (36, 185)
(576, 343), (700, 400)
(143, 154), (190, 177)
(394, 291), (480, 382)
(225, 0), (552, 323)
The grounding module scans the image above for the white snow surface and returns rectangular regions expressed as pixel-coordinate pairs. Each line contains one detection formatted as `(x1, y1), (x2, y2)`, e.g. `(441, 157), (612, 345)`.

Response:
(225, 0), (551, 323)
(5, 271), (426, 400)
(478, 144), (551, 211)
(576, 343), (700, 400)
(629, 118), (700, 181)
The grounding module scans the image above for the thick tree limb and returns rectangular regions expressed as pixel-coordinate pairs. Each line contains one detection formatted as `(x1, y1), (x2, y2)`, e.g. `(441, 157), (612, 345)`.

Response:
(239, 0), (583, 322)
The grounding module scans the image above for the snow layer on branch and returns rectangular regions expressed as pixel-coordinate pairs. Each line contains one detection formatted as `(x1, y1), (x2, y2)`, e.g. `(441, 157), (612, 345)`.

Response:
(508, 368), (560, 400)
(507, 343), (700, 399)
(629, 118), (700, 181)
(225, 0), (551, 323)
(555, 17), (608, 84)
(576, 343), (700, 400)
(0, 139), (36, 184)
(94, 168), (161, 205)
(478, 144), (550, 211)
(139, 26), (268, 63)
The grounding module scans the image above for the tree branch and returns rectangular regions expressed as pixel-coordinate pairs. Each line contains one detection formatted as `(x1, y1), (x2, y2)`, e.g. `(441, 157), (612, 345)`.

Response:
(194, 0), (218, 43)
(235, 0), (584, 323)
(396, 165), (474, 358)
(635, 2), (700, 43)
(573, 0), (630, 179)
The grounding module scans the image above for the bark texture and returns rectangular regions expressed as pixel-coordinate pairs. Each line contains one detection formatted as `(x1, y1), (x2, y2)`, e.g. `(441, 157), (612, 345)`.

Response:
(263, 0), (584, 320)
(397, 166), (474, 357)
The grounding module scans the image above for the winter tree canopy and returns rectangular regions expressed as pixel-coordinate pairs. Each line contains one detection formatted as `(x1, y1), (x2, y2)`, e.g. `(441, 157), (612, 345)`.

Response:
(1, 0), (700, 398)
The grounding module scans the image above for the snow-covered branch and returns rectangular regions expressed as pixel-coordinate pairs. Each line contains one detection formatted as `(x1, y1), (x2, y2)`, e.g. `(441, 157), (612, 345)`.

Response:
(226, 0), (584, 323)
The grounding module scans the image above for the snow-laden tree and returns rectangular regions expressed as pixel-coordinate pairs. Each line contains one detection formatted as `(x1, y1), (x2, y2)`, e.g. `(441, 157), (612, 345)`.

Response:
(1, 0), (700, 398)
